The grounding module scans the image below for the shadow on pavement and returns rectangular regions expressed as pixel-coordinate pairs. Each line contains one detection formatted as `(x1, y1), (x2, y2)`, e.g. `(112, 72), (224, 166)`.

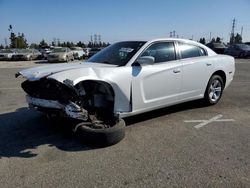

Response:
(34, 60), (50, 64)
(0, 100), (207, 159)
(0, 108), (92, 159)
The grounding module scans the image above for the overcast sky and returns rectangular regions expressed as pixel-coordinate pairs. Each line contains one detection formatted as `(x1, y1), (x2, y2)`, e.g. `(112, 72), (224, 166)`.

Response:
(0, 0), (250, 45)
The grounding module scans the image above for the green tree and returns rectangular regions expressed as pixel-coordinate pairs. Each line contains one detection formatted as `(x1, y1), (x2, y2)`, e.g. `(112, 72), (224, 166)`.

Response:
(216, 37), (221, 43)
(234, 33), (242, 43)
(9, 32), (17, 48)
(211, 37), (216, 43)
(39, 39), (48, 48)
(30, 43), (39, 48)
(199, 38), (206, 44)
(77, 41), (86, 48)
(0, 44), (4, 49)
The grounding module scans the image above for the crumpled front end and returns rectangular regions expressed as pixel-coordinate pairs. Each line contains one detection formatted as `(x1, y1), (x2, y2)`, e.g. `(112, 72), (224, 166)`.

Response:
(22, 78), (89, 120)
(21, 78), (116, 126)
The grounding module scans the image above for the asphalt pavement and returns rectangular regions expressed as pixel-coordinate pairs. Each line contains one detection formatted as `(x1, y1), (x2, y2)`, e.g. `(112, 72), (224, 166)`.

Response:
(0, 59), (249, 187)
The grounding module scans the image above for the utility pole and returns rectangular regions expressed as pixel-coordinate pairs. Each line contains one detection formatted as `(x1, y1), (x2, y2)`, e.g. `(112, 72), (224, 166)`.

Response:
(170, 32), (172, 38)
(241, 26), (243, 40)
(173, 30), (176, 38)
(94, 34), (97, 45)
(230, 18), (236, 44)
(209, 32), (212, 42)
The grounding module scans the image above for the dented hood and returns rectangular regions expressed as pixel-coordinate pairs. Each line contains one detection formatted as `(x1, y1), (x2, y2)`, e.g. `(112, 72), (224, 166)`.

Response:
(17, 62), (116, 81)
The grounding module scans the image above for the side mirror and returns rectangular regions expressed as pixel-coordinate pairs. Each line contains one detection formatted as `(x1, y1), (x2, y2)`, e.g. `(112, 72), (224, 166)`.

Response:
(137, 56), (155, 65)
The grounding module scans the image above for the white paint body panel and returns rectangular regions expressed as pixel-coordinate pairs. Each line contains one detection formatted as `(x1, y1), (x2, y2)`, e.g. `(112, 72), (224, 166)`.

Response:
(19, 38), (235, 118)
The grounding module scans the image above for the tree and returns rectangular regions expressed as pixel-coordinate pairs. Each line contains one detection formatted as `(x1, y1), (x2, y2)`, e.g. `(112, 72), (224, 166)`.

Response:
(9, 32), (28, 48)
(230, 33), (242, 44)
(216, 37), (221, 43)
(30, 43), (39, 48)
(9, 32), (17, 48)
(211, 37), (216, 43)
(234, 33), (242, 43)
(0, 44), (4, 49)
(199, 38), (206, 44)
(76, 41), (86, 48)
(39, 39), (48, 48)
(87, 42), (93, 48)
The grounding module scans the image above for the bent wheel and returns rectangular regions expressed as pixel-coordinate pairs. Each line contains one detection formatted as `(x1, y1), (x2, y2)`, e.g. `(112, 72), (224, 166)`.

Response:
(76, 119), (126, 147)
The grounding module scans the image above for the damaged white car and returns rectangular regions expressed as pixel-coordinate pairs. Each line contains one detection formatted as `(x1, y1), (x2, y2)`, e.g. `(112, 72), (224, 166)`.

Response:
(17, 38), (235, 146)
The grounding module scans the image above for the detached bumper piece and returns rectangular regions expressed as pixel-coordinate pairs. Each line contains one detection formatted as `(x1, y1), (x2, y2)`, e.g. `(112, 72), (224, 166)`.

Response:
(26, 96), (88, 121)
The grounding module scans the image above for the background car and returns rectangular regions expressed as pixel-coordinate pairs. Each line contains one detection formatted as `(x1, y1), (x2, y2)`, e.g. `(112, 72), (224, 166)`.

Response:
(83, 48), (91, 57)
(38, 48), (51, 59)
(12, 49), (42, 61)
(47, 47), (74, 63)
(0, 49), (17, 60)
(70, 47), (86, 60)
(88, 48), (102, 57)
(225, 44), (250, 58)
(206, 42), (227, 54)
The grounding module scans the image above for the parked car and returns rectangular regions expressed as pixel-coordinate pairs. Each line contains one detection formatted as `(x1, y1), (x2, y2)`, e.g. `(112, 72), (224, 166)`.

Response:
(88, 48), (102, 57)
(47, 47), (74, 63)
(225, 44), (250, 58)
(70, 47), (86, 60)
(17, 38), (235, 146)
(206, 42), (227, 54)
(245, 42), (250, 46)
(83, 48), (91, 57)
(38, 48), (51, 59)
(0, 49), (17, 60)
(12, 49), (42, 61)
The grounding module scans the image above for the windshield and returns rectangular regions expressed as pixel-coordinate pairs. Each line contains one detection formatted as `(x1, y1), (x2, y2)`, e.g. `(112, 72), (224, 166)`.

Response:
(88, 41), (146, 66)
(52, 48), (67, 53)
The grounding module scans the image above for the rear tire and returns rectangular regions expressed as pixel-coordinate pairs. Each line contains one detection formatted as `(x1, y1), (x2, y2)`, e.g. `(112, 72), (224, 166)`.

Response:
(204, 75), (224, 105)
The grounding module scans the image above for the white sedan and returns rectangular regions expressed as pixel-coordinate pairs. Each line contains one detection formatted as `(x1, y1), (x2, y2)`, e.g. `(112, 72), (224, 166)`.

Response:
(17, 38), (235, 145)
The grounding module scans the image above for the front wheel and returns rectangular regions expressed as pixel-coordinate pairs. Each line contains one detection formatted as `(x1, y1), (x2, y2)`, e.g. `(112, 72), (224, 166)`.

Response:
(204, 75), (224, 105)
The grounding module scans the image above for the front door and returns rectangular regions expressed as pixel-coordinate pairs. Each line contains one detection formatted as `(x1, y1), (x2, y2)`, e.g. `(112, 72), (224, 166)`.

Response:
(131, 42), (182, 113)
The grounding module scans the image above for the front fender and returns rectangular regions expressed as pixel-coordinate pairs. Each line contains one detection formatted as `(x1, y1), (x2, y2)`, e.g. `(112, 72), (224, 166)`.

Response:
(48, 67), (132, 113)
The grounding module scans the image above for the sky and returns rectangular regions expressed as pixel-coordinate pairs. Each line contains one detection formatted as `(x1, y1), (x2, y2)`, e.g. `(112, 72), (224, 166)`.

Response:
(0, 0), (250, 46)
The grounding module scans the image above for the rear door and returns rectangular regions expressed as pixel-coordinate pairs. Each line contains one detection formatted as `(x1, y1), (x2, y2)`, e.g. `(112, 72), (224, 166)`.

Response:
(177, 42), (214, 100)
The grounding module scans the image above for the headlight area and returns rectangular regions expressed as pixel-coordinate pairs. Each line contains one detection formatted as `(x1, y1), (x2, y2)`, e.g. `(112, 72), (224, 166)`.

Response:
(21, 78), (116, 126)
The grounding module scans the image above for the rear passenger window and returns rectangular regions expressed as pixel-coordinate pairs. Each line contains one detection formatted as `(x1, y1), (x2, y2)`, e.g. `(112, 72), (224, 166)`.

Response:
(179, 42), (206, 59)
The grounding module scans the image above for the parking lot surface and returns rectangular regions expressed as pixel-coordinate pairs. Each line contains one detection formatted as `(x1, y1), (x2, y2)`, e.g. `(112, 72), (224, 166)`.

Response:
(0, 59), (250, 187)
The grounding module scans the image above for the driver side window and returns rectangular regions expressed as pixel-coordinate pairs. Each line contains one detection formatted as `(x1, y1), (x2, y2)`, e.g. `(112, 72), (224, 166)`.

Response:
(141, 42), (176, 63)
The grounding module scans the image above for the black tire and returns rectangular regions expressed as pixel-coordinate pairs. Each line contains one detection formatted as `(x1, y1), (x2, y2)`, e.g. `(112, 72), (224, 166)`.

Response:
(77, 119), (126, 147)
(238, 52), (244, 58)
(204, 75), (224, 105)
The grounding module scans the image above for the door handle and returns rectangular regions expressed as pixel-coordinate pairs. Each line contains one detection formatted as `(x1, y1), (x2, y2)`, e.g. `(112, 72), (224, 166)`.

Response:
(173, 69), (181, 73)
(206, 63), (212, 66)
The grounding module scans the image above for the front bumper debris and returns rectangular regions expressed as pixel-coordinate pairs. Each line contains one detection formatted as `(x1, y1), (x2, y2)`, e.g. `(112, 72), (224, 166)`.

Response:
(26, 95), (88, 121)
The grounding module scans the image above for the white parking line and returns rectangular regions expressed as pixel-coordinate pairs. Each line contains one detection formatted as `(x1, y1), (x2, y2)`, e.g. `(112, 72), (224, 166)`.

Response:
(184, 114), (235, 129)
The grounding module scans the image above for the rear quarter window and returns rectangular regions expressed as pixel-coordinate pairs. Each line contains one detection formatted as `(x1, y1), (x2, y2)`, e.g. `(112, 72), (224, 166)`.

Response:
(179, 42), (207, 59)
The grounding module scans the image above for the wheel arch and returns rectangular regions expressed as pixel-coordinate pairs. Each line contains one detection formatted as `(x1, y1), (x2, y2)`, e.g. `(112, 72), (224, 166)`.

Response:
(211, 70), (226, 87)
